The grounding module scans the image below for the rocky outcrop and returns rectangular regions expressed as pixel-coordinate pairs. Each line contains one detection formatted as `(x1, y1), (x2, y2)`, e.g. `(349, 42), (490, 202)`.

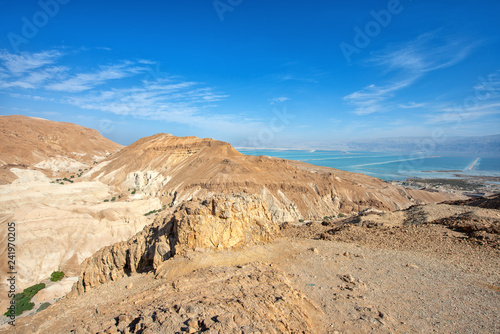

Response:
(74, 194), (279, 293)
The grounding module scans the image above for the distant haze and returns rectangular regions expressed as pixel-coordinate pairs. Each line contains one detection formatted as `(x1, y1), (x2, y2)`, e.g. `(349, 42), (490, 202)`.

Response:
(324, 135), (500, 157)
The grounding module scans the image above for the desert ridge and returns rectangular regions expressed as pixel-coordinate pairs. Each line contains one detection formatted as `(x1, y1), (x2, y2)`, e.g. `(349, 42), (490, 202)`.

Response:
(0, 115), (123, 184)
(87, 132), (460, 221)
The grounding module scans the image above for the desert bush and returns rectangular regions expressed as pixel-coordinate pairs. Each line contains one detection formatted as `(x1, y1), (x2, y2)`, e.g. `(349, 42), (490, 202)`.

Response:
(50, 271), (65, 282)
(4, 283), (45, 316)
(36, 302), (51, 313)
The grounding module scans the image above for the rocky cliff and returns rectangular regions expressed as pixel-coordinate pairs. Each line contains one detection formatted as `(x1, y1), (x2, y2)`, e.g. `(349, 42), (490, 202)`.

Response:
(88, 133), (459, 221)
(74, 194), (279, 293)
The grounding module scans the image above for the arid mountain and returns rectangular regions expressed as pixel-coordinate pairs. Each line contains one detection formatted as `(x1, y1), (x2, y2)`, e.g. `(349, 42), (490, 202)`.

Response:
(0, 115), (122, 184)
(3, 117), (498, 333)
(87, 133), (460, 221)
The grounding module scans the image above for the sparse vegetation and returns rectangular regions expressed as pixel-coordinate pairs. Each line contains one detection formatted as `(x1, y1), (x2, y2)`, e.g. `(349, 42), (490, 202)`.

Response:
(36, 302), (51, 313)
(144, 206), (167, 216)
(4, 283), (45, 316)
(50, 271), (65, 282)
(62, 177), (73, 183)
(338, 213), (345, 218)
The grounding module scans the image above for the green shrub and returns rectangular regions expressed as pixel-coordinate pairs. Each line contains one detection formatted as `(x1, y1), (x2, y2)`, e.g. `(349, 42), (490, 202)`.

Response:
(131, 189), (136, 194)
(36, 302), (51, 313)
(298, 219), (304, 223)
(4, 283), (45, 316)
(338, 213), (345, 218)
(103, 199), (109, 202)
(111, 197), (116, 202)
(144, 205), (167, 216)
(50, 271), (64, 282)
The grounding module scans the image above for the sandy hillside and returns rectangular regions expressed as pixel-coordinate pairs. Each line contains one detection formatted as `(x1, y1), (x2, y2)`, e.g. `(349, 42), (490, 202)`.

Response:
(86, 133), (461, 221)
(0, 115), (122, 184)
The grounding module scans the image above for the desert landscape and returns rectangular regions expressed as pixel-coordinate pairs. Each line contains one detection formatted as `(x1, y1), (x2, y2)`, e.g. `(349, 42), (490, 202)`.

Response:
(0, 115), (498, 333)
(2, 0), (500, 332)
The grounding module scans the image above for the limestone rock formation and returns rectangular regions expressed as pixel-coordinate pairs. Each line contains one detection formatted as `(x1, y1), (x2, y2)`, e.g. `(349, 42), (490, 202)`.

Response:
(88, 133), (460, 221)
(0, 169), (162, 312)
(75, 194), (279, 293)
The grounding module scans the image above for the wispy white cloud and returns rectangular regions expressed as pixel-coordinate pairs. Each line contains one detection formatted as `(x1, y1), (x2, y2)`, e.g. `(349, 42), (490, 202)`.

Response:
(1, 66), (68, 89)
(63, 78), (228, 122)
(344, 32), (477, 116)
(0, 50), (62, 75)
(438, 101), (500, 114)
(473, 70), (500, 99)
(398, 102), (427, 109)
(46, 62), (147, 92)
(369, 31), (477, 74)
(0, 48), (251, 132)
(270, 96), (289, 105)
(343, 78), (415, 115)
(425, 109), (500, 124)
(424, 71), (500, 124)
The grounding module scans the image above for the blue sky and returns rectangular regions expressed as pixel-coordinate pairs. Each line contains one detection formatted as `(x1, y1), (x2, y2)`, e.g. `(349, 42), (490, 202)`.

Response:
(0, 0), (499, 147)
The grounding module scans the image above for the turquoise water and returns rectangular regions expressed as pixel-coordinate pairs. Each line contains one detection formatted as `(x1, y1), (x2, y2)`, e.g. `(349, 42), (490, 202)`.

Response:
(237, 149), (500, 181)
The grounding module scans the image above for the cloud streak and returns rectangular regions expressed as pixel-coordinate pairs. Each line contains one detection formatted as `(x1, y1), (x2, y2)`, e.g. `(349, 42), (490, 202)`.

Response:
(0, 48), (244, 131)
(368, 31), (477, 74)
(46, 62), (147, 92)
(0, 49), (62, 75)
(344, 32), (477, 115)
(343, 78), (415, 115)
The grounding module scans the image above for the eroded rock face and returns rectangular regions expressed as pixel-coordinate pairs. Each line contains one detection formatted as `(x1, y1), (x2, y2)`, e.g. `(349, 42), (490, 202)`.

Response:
(75, 194), (279, 293)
